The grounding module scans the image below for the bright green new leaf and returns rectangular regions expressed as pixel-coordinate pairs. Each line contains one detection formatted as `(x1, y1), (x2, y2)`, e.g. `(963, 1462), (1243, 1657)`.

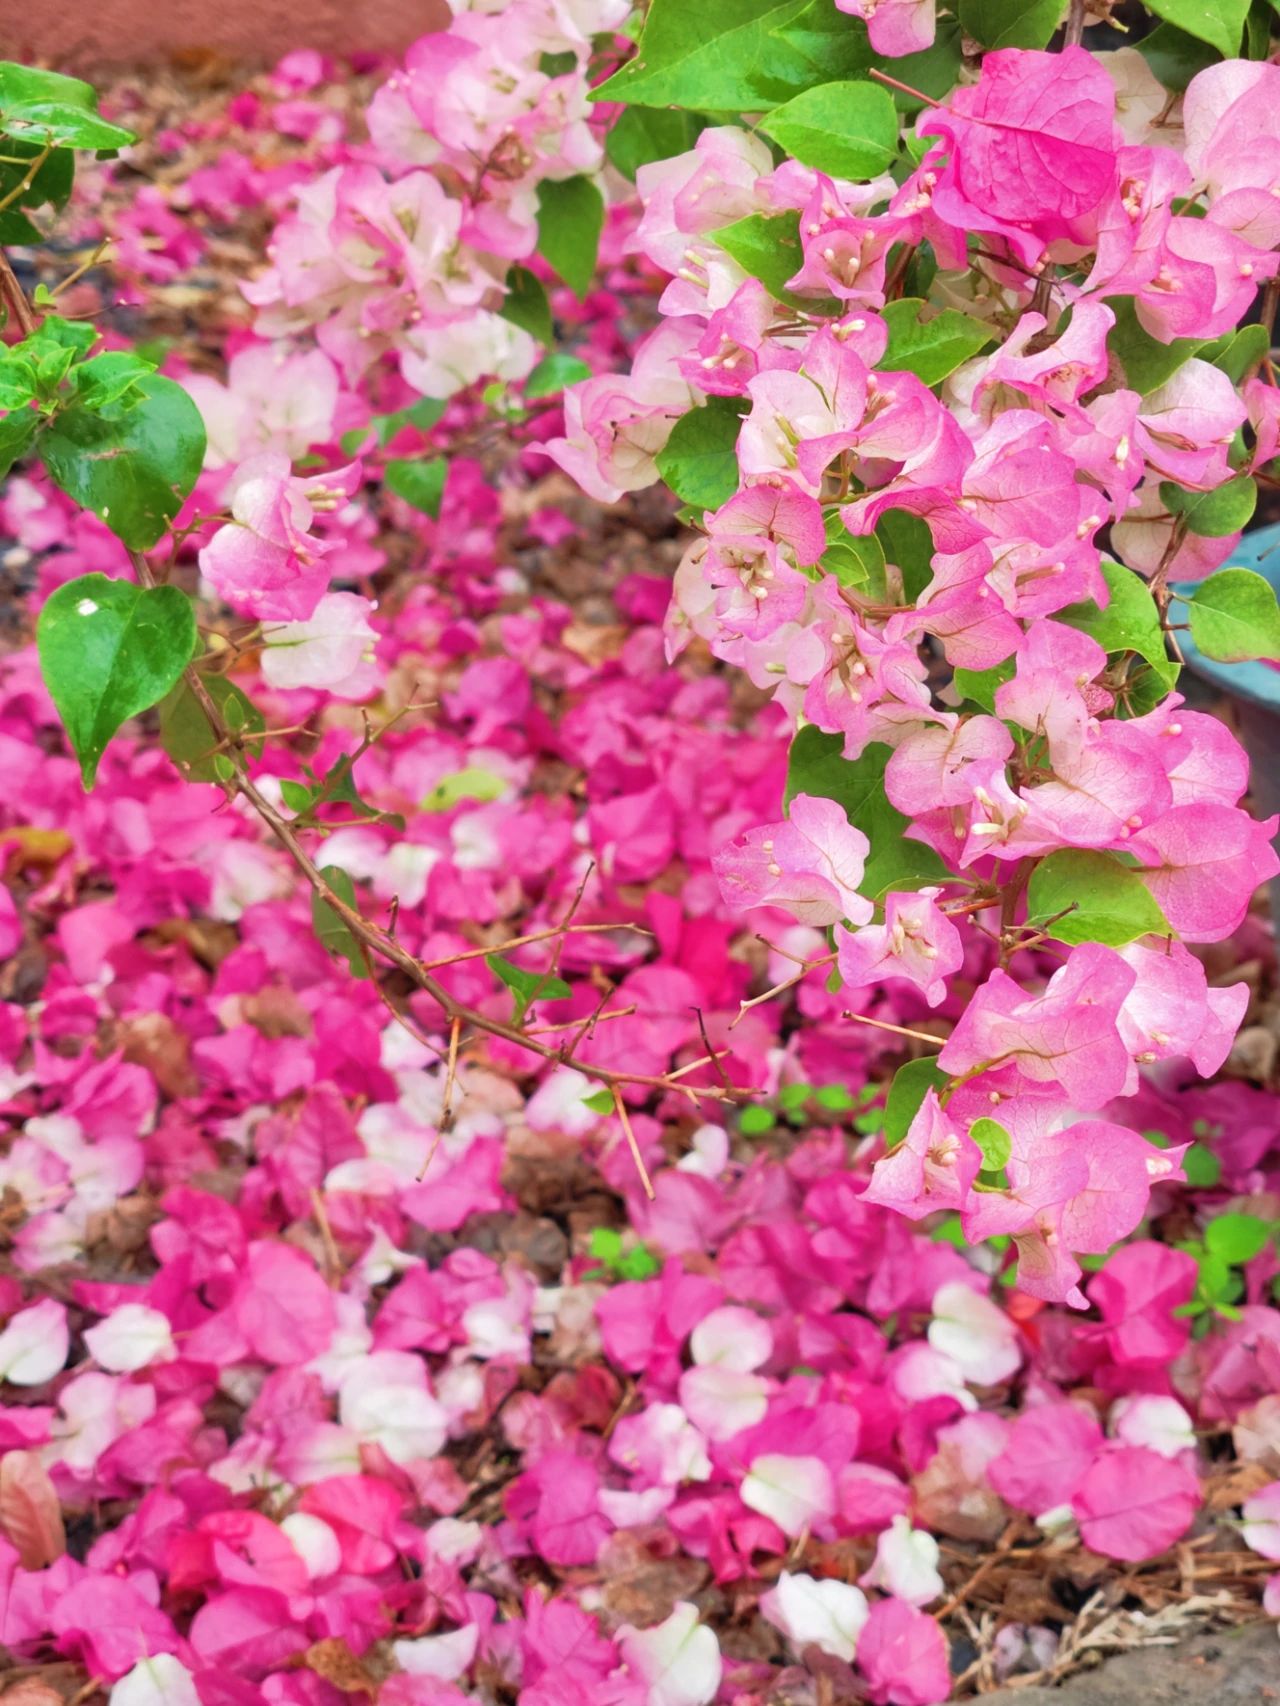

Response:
(1204, 1212), (1272, 1265)
(958, 0), (1064, 47)
(73, 349), (157, 411)
(37, 573), (195, 788)
(654, 397), (745, 510)
(1159, 475), (1257, 538)
(760, 81), (899, 182)
(1060, 559), (1179, 697)
(311, 867), (369, 978)
(591, 0), (807, 111)
(536, 175), (604, 297)
(0, 61), (135, 150)
(421, 767), (509, 812)
(739, 1105), (775, 1135)
(1182, 567), (1280, 662)
(501, 265), (553, 344)
(1143, 0), (1249, 57)
(884, 1057), (948, 1150)
(160, 673), (265, 784)
(524, 352), (592, 400)
(785, 727), (947, 898)
(1182, 1143), (1222, 1188)
(582, 1088), (615, 1114)
(384, 456), (447, 519)
(41, 374), (206, 549)
(486, 953), (573, 1025)
(879, 299), (993, 387)
(969, 1116), (1012, 1172)
(1027, 850), (1171, 947)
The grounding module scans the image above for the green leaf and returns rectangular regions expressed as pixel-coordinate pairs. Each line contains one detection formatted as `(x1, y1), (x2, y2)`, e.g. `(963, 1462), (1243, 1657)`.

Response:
(0, 62), (135, 150)
(820, 516), (885, 589)
(714, 209), (839, 311)
(884, 1057), (948, 1150)
(654, 397), (745, 509)
(298, 751), (405, 830)
(524, 352), (592, 400)
(1105, 296), (1206, 397)
(582, 1088), (615, 1114)
(958, 0), (1064, 47)
(591, 0), (807, 110)
(41, 373), (206, 549)
(954, 658), (1015, 714)
(1137, 20), (1222, 88)
(501, 265), (553, 345)
(766, 0), (876, 80)
(37, 573), (195, 787)
(159, 673), (264, 784)
(1143, 0), (1249, 57)
(969, 1116), (1012, 1172)
(879, 298), (993, 387)
(1182, 1143), (1222, 1188)
(0, 409), (36, 477)
(536, 175), (604, 298)
(486, 952), (573, 1025)
(1201, 322), (1270, 383)
(1182, 567), (1280, 662)
(1027, 850), (1172, 947)
(1204, 1212), (1272, 1265)
(420, 767), (509, 813)
(760, 81), (899, 182)
(384, 456), (447, 519)
(740, 1104), (775, 1135)
(1159, 475), (1257, 538)
(875, 510), (934, 603)
(73, 349), (157, 411)
(311, 867), (369, 979)
(606, 106), (705, 180)
(0, 139), (73, 214)
(785, 727), (947, 898)
(1060, 559), (1179, 696)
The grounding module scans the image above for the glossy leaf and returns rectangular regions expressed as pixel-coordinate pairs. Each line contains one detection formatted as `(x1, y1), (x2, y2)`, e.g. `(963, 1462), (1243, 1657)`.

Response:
(40, 374), (206, 549)
(884, 1057), (948, 1150)
(958, 0), (1064, 48)
(760, 80), (899, 181)
(160, 674), (265, 784)
(0, 61), (135, 150)
(311, 867), (369, 979)
(501, 265), (553, 345)
(1143, 0), (1249, 57)
(37, 574), (196, 788)
(1159, 475), (1257, 539)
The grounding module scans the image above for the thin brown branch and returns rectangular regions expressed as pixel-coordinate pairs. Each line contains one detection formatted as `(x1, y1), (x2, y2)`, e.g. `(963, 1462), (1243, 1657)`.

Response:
(612, 1084), (655, 1200)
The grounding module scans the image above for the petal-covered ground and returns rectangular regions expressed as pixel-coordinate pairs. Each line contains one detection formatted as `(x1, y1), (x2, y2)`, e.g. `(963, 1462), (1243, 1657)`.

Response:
(0, 50), (1278, 1706)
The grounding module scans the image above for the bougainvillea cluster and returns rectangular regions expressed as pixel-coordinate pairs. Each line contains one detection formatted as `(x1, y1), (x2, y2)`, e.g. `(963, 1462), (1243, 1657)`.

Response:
(0, 2), (1279, 1704)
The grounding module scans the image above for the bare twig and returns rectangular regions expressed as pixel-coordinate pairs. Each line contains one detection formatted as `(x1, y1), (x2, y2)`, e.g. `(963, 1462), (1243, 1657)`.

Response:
(612, 1084), (655, 1200)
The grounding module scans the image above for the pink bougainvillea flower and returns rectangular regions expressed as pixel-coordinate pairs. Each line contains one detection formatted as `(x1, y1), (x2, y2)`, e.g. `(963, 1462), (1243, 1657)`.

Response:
(761, 1569), (869, 1661)
(260, 590), (380, 696)
(713, 793), (872, 927)
(199, 452), (362, 621)
(856, 1597), (951, 1705)
(835, 0), (934, 58)
(1072, 1446), (1200, 1561)
(836, 888), (963, 1008)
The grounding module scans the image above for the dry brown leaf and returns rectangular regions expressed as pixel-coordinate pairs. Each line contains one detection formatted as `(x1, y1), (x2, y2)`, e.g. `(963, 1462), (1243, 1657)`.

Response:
(0, 1451), (65, 1568)
(300, 1638), (380, 1697)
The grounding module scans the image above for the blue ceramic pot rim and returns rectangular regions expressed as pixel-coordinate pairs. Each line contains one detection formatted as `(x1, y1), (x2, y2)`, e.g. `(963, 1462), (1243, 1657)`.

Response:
(1172, 520), (1280, 712)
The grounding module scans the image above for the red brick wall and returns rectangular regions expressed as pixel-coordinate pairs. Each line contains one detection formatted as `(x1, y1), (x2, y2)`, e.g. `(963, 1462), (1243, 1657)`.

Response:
(0, 0), (450, 68)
